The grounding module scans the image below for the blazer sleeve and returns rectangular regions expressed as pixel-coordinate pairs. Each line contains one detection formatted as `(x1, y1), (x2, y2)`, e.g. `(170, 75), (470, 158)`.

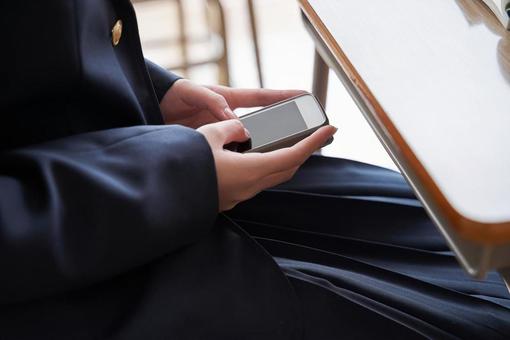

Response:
(0, 125), (218, 303)
(145, 59), (182, 102)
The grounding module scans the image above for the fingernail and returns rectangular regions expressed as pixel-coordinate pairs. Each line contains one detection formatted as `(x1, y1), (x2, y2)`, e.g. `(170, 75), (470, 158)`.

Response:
(225, 108), (236, 119)
(244, 128), (251, 138)
(333, 127), (338, 133)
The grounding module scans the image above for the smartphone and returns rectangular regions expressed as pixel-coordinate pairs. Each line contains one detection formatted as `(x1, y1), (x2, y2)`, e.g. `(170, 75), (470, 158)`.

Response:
(227, 93), (332, 153)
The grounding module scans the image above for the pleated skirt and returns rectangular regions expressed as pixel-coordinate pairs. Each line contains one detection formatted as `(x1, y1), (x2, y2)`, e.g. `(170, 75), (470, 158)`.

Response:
(228, 156), (510, 339)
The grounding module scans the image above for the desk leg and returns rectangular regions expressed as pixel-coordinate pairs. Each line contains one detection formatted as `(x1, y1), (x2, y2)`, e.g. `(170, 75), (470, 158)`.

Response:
(312, 49), (329, 108)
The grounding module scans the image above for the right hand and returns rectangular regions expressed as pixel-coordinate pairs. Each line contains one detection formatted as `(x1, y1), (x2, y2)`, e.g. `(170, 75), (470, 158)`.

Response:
(198, 119), (337, 212)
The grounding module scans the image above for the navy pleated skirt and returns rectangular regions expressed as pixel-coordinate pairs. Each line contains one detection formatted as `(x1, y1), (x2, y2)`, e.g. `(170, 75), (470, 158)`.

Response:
(228, 155), (510, 339)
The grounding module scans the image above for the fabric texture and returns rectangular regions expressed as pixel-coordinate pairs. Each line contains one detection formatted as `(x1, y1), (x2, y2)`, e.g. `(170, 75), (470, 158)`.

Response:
(1, 1), (300, 338)
(228, 156), (510, 339)
(146, 59), (182, 102)
(2, 0), (510, 339)
(0, 125), (218, 303)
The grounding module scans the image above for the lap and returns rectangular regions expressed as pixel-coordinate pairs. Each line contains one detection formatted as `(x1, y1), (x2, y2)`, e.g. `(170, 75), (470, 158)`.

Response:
(6, 156), (508, 339)
(228, 156), (510, 339)
(230, 155), (444, 250)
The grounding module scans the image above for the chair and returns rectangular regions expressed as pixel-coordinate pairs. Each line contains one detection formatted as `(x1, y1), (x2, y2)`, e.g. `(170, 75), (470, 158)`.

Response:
(132, 0), (264, 87)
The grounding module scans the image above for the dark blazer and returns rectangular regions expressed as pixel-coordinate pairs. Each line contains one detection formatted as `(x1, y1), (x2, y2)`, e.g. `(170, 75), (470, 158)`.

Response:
(0, 1), (300, 339)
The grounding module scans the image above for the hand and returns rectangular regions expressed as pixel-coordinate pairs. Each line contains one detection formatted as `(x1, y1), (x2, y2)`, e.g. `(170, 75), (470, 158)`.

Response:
(160, 79), (305, 128)
(198, 120), (337, 212)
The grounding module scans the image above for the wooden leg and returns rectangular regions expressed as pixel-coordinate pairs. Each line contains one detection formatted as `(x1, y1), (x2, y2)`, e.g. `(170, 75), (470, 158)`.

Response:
(208, 0), (231, 86)
(247, 0), (264, 88)
(312, 49), (329, 108)
(176, 0), (189, 78)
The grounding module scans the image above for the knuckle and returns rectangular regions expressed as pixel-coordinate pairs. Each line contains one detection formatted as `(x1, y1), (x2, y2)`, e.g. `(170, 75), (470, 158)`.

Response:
(232, 119), (243, 127)
(230, 119), (245, 133)
(220, 119), (240, 132)
(212, 93), (227, 107)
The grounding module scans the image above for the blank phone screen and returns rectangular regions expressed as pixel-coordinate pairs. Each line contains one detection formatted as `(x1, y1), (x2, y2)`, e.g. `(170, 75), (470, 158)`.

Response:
(241, 102), (307, 148)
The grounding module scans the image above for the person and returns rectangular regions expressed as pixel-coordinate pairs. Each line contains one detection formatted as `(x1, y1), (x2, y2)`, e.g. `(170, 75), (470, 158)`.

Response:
(1, 1), (509, 339)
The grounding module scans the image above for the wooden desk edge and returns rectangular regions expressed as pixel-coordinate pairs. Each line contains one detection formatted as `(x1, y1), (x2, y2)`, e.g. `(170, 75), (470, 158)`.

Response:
(298, 0), (510, 244)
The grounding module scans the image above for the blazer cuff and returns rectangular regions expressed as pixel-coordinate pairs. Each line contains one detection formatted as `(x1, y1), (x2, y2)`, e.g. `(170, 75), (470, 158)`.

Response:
(145, 59), (182, 102)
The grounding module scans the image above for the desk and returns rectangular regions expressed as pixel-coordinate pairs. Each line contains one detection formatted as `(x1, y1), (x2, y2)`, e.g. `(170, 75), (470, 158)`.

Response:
(299, 0), (510, 284)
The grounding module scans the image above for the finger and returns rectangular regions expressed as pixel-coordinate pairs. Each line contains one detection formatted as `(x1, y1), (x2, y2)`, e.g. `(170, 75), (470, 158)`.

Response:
(203, 90), (236, 120)
(250, 125), (337, 175)
(185, 86), (235, 120)
(226, 88), (307, 109)
(205, 120), (250, 147)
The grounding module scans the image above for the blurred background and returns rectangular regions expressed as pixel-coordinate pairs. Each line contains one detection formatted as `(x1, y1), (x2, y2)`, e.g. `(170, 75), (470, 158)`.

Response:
(133, 0), (397, 170)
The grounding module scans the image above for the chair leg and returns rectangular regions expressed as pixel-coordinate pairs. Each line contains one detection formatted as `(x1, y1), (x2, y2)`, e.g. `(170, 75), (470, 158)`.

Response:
(207, 0), (231, 86)
(247, 0), (264, 88)
(176, 0), (189, 78)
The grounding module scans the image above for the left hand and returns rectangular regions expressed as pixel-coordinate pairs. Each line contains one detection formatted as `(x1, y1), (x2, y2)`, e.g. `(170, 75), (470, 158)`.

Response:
(160, 79), (306, 128)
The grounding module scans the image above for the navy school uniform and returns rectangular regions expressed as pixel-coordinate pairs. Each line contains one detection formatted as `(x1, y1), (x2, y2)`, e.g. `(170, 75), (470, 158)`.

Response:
(1, 1), (509, 339)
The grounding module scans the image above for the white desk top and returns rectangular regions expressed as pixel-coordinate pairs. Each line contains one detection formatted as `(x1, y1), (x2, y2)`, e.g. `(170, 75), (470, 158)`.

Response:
(306, 0), (510, 227)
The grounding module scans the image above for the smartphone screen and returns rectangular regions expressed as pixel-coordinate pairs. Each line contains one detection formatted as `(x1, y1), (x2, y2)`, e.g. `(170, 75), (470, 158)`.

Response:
(241, 101), (307, 149)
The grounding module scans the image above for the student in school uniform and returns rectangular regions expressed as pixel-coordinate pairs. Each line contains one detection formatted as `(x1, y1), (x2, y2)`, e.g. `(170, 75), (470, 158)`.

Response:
(1, 1), (509, 339)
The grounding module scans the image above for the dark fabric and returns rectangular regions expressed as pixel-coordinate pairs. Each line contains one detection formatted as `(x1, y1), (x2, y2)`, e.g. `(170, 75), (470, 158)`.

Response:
(1, 0), (169, 151)
(228, 156), (510, 339)
(0, 125), (218, 303)
(0, 1), (301, 338)
(0, 215), (302, 340)
(146, 59), (181, 102)
(2, 0), (510, 339)
(0, 0), (221, 304)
